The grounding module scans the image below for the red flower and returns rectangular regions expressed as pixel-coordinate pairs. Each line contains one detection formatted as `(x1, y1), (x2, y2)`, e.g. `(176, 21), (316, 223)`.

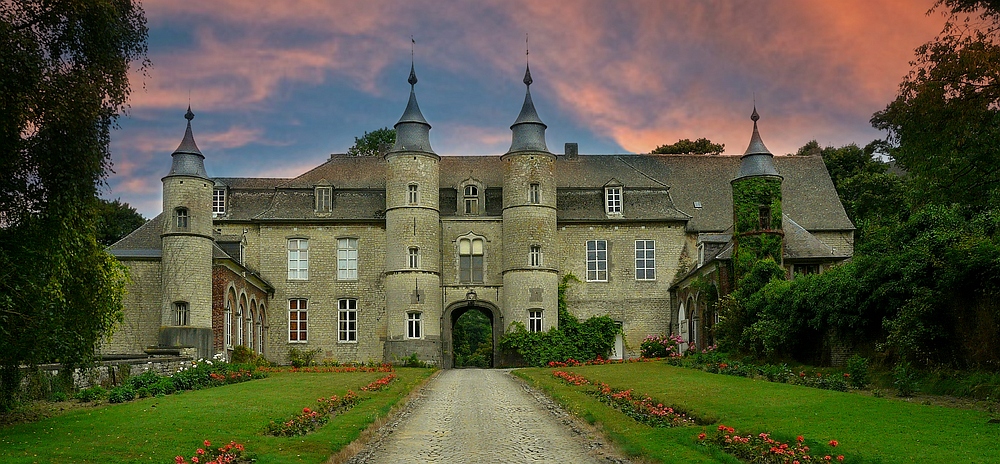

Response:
(197, 448), (205, 455)
(175, 457), (186, 464)
(203, 440), (211, 447)
(829, 440), (839, 447)
(797, 435), (804, 442)
(837, 456), (844, 462)
(698, 433), (706, 440)
(824, 456), (832, 461)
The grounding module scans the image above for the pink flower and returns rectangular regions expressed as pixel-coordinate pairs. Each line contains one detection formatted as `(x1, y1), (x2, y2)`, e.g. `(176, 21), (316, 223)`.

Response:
(197, 448), (205, 455)
(175, 457), (186, 464)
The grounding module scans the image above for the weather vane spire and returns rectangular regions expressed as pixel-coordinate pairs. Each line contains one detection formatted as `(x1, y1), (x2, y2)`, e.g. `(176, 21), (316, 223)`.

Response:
(408, 36), (417, 87)
(523, 33), (532, 86)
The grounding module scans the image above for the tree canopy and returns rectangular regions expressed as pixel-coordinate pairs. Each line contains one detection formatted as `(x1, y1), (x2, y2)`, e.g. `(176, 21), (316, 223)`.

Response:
(651, 137), (725, 155)
(0, 0), (147, 411)
(95, 198), (146, 246)
(347, 127), (395, 156)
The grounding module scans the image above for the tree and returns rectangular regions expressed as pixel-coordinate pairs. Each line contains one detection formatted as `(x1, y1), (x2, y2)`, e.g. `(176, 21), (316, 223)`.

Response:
(0, 1), (147, 411)
(95, 198), (145, 246)
(871, 0), (1000, 211)
(651, 137), (725, 155)
(346, 127), (395, 156)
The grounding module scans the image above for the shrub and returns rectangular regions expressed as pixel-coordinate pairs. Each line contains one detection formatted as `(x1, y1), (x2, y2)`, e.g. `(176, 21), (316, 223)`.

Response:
(128, 369), (161, 391)
(51, 391), (67, 402)
(403, 353), (431, 368)
(231, 345), (256, 364)
(846, 355), (870, 389)
(288, 348), (321, 368)
(75, 386), (107, 402)
(107, 385), (136, 404)
(640, 334), (683, 358)
(894, 361), (919, 397)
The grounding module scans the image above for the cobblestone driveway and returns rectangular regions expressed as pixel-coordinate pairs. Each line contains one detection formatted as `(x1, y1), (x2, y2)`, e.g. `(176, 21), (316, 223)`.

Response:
(348, 369), (626, 463)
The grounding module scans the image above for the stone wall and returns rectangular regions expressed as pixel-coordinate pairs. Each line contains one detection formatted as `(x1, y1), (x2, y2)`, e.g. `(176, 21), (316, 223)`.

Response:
(27, 356), (194, 390)
(100, 260), (163, 355)
(557, 222), (687, 356)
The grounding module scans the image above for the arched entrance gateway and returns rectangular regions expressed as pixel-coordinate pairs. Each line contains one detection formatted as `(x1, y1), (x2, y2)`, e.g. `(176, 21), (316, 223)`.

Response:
(441, 299), (503, 369)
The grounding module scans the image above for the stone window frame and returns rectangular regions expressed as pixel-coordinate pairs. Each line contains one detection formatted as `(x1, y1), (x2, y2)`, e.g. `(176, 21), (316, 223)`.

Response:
(287, 238), (309, 280)
(529, 182), (540, 204)
(407, 183), (419, 206)
(635, 239), (656, 281)
(529, 244), (542, 267)
(288, 298), (308, 343)
(175, 207), (189, 229)
(407, 311), (422, 339)
(224, 300), (233, 349)
(408, 246), (420, 269)
(528, 310), (543, 333)
(586, 239), (608, 282)
(212, 187), (226, 216)
(458, 178), (484, 216)
(315, 185), (333, 213)
(172, 301), (189, 326)
(794, 263), (821, 276)
(337, 237), (359, 280)
(338, 298), (357, 343)
(457, 233), (486, 284)
(256, 302), (266, 355)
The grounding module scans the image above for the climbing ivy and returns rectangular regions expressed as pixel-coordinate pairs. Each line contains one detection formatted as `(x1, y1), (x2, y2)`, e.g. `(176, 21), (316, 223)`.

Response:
(499, 274), (619, 366)
(732, 176), (783, 279)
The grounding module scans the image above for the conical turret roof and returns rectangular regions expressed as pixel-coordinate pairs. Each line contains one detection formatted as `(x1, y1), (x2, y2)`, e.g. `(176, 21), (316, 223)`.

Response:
(507, 63), (549, 154)
(735, 106), (780, 180)
(391, 63), (435, 154)
(167, 106), (209, 179)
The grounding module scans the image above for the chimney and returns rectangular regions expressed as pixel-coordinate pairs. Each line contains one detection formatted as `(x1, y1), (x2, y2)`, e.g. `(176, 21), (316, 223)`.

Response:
(565, 142), (578, 160)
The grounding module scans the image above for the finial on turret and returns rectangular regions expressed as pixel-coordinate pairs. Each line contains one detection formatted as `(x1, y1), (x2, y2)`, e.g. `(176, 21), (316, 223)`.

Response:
(751, 105), (759, 122)
(524, 34), (532, 86)
(185, 105), (194, 121)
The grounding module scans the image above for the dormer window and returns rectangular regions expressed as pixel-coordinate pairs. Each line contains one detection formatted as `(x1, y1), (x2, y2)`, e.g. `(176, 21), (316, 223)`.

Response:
(213, 188), (226, 216)
(408, 184), (419, 205)
(175, 208), (189, 229)
(605, 186), (622, 215)
(316, 186), (332, 213)
(464, 185), (479, 215)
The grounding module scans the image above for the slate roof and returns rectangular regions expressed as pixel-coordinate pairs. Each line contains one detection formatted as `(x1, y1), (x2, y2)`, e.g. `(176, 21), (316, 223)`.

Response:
(205, 153), (853, 230)
(108, 213), (163, 257)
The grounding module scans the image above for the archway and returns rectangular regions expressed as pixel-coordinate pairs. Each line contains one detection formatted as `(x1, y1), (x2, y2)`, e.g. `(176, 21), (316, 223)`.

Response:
(441, 300), (502, 369)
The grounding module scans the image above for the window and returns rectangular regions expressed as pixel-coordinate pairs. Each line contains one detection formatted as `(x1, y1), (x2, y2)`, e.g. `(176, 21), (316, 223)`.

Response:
(529, 310), (543, 333)
(408, 184), (419, 205)
(605, 187), (622, 214)
(213, 188), (226, 216)
(316, 186), (332, 212)
(759, 206), (771, 230)
(529, 183), (540, 204)
(464, 185), (479, 215)
(635, 240), (656, 280)
(407, 312), (422, 339)
(459, 238), (484, 283)
(586, 240), (608, 282)
(288, 299), (307, 342)
(287, 239), (309, 280)
(408, 247), (419, 269)
(235, 305), (243, 346)
(173, 302), (189, 326)
(529, 245), (542, 267)
(175, 208), (189, 229)
(224, 302), (232, 348)
(795, 264), (820, 275)
(338, 298), (357, 342)
(338, 238), (358, 280)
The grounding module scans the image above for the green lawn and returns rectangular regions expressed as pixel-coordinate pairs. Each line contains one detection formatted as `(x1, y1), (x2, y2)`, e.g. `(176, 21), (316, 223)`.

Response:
(514, 362), (999, 464)
(0, 368), (434, 464)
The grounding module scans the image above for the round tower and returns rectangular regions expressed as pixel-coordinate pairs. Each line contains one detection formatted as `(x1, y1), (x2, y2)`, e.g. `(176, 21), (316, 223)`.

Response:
(501, 63), (559, 332)
(383, 63), (442, 365)
(731, 107), (784, 281)
(160, 107), (215, 358)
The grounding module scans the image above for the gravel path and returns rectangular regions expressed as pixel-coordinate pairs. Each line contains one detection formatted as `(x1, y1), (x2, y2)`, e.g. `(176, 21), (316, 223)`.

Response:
(346, 369), (629, 463)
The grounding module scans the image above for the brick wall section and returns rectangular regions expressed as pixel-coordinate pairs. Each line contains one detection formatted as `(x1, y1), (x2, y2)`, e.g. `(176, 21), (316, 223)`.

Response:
(101, 260), (163, 355)
(212, 266), (270, 355)
(557, 222), (687, 356)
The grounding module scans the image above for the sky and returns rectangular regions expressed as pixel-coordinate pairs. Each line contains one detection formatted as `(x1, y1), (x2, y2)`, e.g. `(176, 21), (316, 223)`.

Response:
(106, 0), (946, 218)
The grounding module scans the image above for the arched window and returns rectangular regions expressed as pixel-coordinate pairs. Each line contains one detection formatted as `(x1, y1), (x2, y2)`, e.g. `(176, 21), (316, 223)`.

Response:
(257, 303), (265, 354)
(459, 237), (484, 283)
(224, 300), (232, 349)
(464, 185), (479, 215)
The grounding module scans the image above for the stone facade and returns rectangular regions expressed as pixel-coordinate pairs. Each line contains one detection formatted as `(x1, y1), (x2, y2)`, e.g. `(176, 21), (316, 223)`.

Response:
(107, 69), (854, 366)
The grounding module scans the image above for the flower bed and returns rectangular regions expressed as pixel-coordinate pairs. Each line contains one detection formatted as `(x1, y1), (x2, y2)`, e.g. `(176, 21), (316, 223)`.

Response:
(104, 356), (266, 404)
(264, 391), (361, 437)
(552, 371), (700, 427)
(175, 440), (252, 464)
(666, 352), (850, 392)
(360, 373), (396, 392)
(547, 356), (656, 368)
(699, 425), (844, 464)
(258, 364), (394, 374)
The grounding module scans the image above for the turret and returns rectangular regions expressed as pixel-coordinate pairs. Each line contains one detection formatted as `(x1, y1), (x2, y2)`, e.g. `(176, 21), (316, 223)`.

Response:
(160, 107), (215, 358)
(501, 62), (559, 336)
(731, 107), (784, 280)
(383, 62), (443, 365)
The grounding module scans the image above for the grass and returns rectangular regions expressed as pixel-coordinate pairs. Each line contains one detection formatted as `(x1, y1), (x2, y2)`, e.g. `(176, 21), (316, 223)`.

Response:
(0, 368), (434, 463)
(514, 362), (1000, 463)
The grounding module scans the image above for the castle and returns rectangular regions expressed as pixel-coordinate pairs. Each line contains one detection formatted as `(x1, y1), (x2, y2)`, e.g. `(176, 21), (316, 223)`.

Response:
(104, 62), (854, 366)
